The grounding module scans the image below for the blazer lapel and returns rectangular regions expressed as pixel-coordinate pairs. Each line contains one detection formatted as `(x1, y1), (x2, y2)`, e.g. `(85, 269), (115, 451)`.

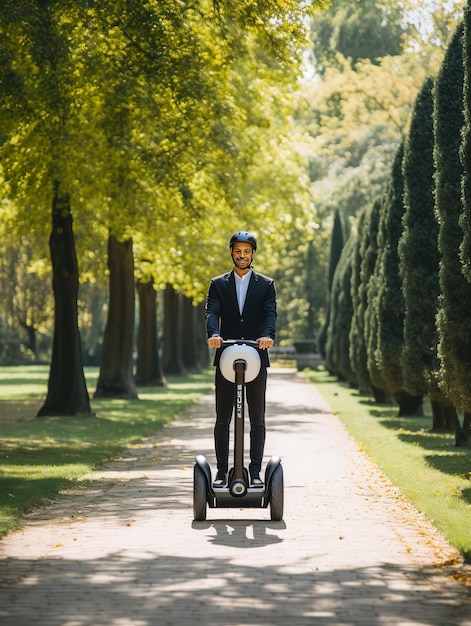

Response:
(241, 270), (258, 315)
(225, 270), (239, 312)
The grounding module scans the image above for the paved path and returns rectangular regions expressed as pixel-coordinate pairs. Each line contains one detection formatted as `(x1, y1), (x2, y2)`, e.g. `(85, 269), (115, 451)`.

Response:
(0, 369), (470, 626)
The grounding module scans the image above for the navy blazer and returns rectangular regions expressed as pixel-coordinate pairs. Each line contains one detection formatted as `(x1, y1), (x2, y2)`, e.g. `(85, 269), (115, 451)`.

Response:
(205, 269), (277, 368)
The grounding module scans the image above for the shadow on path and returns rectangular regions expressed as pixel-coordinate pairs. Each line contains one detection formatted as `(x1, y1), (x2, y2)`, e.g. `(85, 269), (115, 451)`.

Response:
(0, 369), (470, 626)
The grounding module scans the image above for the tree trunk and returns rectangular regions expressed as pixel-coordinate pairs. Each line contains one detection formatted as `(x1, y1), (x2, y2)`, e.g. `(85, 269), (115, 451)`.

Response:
(394, 391), (423, 417)
(162, 284), (186, 375)
(181, 295), (197, 370)
(430, 398), (458, 431)
(37, 184), (92, 417)
(371, 385), (391, 404)
(135, 279), (166, 386)
(95, 235), (137, 398)
(455, 411), (471, 447)
(18, 316), (36, 356)
(194, 302), (209, 369)
(82, 286), (105, 366)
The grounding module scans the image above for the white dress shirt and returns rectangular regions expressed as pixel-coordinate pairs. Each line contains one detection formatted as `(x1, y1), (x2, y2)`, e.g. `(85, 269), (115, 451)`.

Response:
(234, 269), (252, 314)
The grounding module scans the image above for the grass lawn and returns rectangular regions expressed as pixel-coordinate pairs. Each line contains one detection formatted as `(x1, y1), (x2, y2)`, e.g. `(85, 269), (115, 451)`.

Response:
(303, 368), (471, 562)
(0, 365), (214, 537)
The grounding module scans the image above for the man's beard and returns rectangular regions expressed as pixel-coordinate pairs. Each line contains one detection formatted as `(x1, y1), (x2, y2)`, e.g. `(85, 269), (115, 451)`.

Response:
(234, 258), (251, 269)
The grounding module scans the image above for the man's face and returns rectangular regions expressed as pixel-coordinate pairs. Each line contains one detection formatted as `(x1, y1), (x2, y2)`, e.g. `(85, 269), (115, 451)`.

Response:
(231, 241), (255, 270)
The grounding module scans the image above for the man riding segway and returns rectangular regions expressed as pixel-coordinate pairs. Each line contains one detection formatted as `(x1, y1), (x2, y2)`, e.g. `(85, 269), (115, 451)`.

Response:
(205, 231), (277, 488)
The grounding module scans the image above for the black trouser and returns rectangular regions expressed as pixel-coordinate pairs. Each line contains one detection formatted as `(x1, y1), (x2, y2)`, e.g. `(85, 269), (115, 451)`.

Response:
(214, 365), (267, 476)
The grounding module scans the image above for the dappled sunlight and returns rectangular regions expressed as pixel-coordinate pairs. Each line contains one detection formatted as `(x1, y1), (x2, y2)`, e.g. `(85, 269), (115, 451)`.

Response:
(0, 544), (468, 625)
(1, 369), (470, 625)
(0, 366), (215, 537)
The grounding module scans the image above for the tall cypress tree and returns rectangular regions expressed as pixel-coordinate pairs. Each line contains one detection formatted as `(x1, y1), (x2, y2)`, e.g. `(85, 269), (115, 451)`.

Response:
(435, 20), (471, 444)
(371, 142), (423, 415)
(462, 9), (471, 276)
(349, 204), (371, 392)
(460, 6), (471, 445)
(325, 233), (356, 384)
(359, 197), (390, 402)
(317, 209), (344, 358)
(364, 197), (389, 399)
(399, 76), (456, 430)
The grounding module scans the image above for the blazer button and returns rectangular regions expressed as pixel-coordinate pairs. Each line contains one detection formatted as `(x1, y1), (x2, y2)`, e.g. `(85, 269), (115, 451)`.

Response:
(240, 318), (244, 322)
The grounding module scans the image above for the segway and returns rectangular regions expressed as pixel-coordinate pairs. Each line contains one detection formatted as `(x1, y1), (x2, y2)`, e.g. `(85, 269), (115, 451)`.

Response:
(193, 339), (284, 522)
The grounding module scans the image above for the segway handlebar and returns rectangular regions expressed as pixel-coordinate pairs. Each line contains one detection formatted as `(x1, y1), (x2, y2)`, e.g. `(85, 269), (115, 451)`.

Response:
(220, 339), (260, 348)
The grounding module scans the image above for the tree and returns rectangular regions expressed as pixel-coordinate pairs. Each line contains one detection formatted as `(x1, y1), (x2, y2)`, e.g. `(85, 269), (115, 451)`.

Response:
(457, 0), (471, 442)
(0, 1), (95, 415)
(349, 204), (372, 392)
(461, 4), (471, 278)
(0, 0), (328, 389)
(88, 0), (327, 373)
(300, 1), (463, 362)
(364, 196), (394, 401)
(325, 233), (356, 384)
(317, 209), (343, 357)
(357, 197), (389, 402)
(135, 279), (166, 387)
(0, 223), (53, 363)
(310, 0), (406, 74)
(162, 284), (186, 375)
(95, 237), (137, 398)
(37, 186), (91, 416)
(399, 76), (457, 430)
(368, 142), (423, 415)
(435, 16), (471, 444)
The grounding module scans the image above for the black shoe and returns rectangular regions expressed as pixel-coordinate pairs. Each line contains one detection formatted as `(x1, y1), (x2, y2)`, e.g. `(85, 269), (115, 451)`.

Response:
(250, 474), (264, 488)
(213, 471), (227, 488)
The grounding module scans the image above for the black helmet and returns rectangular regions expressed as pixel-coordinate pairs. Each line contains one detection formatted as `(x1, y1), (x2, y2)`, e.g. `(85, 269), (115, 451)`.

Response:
(229, 231), (257, 250)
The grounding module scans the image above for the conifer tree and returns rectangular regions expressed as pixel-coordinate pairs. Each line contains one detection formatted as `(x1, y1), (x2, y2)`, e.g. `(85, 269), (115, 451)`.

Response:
(325, 233), (356, 385)
(363, 197), (389, 399)
(435, 18), (471, 444)
(358, 197), (389, 402)
(317, 209), (344, 358)
(368, 142), (423, 415)
(349, 205), (371, 391)
(462, 9), (471, 278)
(399, 76), (456, 429)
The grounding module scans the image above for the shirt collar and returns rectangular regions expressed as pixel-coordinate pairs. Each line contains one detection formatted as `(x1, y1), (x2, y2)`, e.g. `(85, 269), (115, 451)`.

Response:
(233, 268), (252, 282)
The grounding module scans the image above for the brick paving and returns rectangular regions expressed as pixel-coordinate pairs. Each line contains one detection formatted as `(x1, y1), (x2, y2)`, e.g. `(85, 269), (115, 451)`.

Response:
(0, 369), (470, 626)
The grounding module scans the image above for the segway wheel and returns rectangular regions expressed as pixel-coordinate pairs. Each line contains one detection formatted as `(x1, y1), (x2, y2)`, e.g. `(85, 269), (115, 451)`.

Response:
(270, 464), (284, 521)
(193, 465), (207, 521)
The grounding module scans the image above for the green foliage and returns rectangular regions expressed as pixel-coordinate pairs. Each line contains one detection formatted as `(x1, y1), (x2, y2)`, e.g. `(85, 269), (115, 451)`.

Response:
(364, 201), (387, 393)
(0, 0), (465, 364)
(0, 1), (98, 215)
(368, 143), (405, 395)
(304, 52), (417, 233)
(300, 41), (432, 349)
(317, 209), (343, 356)
(434, 20), (471, 411)
(301, 2), (463, 359)
(310, 0), (406, 73)
(461, 4), (471, 279)
(399, 77), (439, 398)
(402, 0), (465, 57)
(0, 0), (330, 356)
(325, 232), (356, 383)
(348, 203), (373, 390)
